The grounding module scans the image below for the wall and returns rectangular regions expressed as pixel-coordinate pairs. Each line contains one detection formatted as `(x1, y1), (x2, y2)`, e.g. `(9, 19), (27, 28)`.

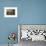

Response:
(0, 0), (46, 44)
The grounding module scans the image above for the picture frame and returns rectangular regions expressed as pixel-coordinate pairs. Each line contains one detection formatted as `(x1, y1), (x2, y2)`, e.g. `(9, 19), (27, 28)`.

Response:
(4, 7), (18, 18)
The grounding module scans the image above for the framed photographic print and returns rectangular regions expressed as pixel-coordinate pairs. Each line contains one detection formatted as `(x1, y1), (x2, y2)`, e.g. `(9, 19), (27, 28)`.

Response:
(4, 7), (18, 17)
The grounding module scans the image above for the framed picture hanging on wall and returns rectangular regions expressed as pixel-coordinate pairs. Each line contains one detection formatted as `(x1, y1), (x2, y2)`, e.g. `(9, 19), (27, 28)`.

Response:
(4, 7), (18, 18)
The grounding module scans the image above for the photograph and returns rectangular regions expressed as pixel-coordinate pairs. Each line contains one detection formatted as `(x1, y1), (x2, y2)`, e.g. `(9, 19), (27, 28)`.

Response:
(7, 9), (15, 15)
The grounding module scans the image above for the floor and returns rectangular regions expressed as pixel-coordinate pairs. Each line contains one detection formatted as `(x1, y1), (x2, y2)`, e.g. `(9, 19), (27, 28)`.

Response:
(0, 40), (46, 46)
(19, 39), (46, 46)
(0, 44), (18, 46)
